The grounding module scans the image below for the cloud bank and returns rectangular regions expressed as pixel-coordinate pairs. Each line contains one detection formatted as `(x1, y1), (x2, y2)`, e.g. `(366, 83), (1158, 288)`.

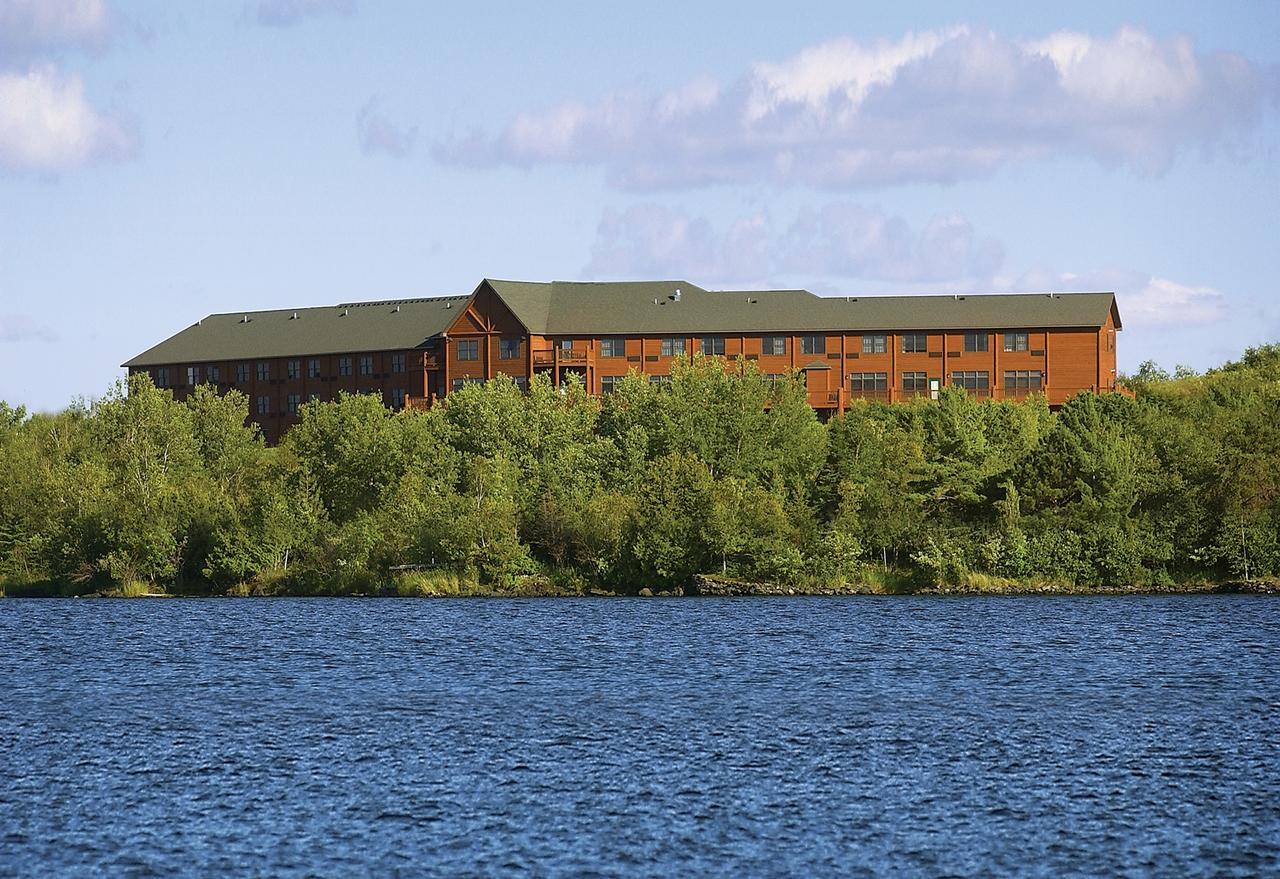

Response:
(585, 203), (1003, 286)
(0, 64), (134, 173)
(436, 26), (1279, 190)
(0, 0), (109, 56)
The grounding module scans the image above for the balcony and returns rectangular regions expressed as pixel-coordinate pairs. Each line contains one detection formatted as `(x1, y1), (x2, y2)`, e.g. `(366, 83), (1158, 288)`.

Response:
(423, 354), (440, 370)
(848, 389), (890, 402)
(533, 350), (590, 367)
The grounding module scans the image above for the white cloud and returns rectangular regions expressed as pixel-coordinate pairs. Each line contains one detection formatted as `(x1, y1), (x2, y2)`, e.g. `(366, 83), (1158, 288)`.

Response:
(585, 203), (1003, 286)
(357, 99), (416, 158)
(0, 64), (134, 173)
(0, 314), (58, 343)
(1005, 267), (1227, 326)
(252, 0), (355, 28)
(435, 26), (1279, 190)
(0, 0), (109, 56)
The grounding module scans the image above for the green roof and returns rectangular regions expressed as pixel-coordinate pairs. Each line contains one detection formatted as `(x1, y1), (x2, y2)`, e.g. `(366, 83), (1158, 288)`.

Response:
(123, 295), (468, 367)
(484, 279), (1120, 336)
(125, 280), (1120, 367)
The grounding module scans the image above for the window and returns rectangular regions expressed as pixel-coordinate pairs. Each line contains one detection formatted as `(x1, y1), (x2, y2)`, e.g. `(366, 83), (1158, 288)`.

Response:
(964, 332), (989, 352)
(285, 360), (298, 380)
(391, 388), (406, 409)
(236, 364), (249, 384)
(359, 355), (373, 376)
(600, 337), (625, 358)
(660, 337), (685, 357)
(499, 339), (520, 360)
(457, 340), (479, 361)
(286, 393), (301, 414)
(761, 336), (786, 356)
(902, 372), (930, 393)
(764, 373), (788, 386)
(308, 359), (321, 379)
(559, 339), (574, 352)
(600, 375), (624, 394)
(339, 356), (352, 376)
(849, 372), (887, 393)
(648, 374), (672, 386)
(861, 334), (887, 355)
(208, 365), (220, 383)
(801, 335), (826, 355)
(512, 377), (528, 392)
(1004, 332), (1029, 352)
(256, 395), (271, 415)
(256, 361), (270, 381)
(309, 393), (322, 403)
(902, 333), (928, 353)
(701, 336), (726, 356)
(155, 367), (169, 387)
(1004, 370), (1043, 391)
(951, 371), (990, 391)
(391, 353), (406, 373)
(451, 377), (482, 392)
(186, 366), (199, 386)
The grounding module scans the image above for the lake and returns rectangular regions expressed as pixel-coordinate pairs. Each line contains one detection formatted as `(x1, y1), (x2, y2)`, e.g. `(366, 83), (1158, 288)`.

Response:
(1, 596), (1277, 876)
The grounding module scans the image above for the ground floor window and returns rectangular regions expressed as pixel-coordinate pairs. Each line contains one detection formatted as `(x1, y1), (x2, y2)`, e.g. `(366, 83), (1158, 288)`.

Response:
(850, 372), (888, 393)
(287, 393), (301, 414)
(951, 371), (990, 391)
(600, 375), (624, 394)
(256, 395), (271, 415)
(902, 371), (930, 393)
(1004, 370), (1042, 391)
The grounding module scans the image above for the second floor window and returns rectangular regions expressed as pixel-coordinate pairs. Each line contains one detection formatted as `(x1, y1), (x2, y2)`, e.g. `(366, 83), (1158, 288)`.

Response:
(359, 355), (373, 375)
(600, 338), (625, 358)
(862, 334), (887, 354)
(208, 365), (220, 383)
(762, 336), (786, 356)
(391, 353), (406, 373)
(801, 335), (826, 355)
(1004, 332), (1029, 352)
(964, 332), (989, 352)
(701, 336), (726, 356)
(339, 357), (352, 376)
(457, 340), (479, 361)
(256, 362), (270, 381)
(155, 367), (169, 387)
(308, 359), (320, 378)
(559, 339), (574, 352)
(661, 337), (685, 357)
(499, 339), (520, 360)
(256, 395), (271, 415)
(186, 366), (199, 386)
(287, 360), (300, 380)
(286, 393), (301, 414)
(236, 363), (249, 384)
(902, 333), (928, 353)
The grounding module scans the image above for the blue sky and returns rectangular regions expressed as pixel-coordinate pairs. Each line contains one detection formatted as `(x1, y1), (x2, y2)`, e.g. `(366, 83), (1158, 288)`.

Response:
(1, 0), (1277, 411)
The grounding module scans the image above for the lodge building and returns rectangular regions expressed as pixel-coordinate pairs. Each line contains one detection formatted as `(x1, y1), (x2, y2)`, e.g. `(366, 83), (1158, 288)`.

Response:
(124, 279), (1122, 442)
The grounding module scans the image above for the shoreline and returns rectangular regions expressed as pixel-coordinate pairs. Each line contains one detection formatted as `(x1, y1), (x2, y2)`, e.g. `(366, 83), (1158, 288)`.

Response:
(3, 575), (1276, 599)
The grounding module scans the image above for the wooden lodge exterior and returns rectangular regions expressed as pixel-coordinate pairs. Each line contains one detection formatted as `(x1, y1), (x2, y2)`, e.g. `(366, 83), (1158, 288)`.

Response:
(124, 279), (1122, 442)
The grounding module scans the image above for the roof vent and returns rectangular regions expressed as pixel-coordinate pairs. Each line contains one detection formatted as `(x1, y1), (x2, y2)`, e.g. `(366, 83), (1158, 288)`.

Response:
(445, 302), (452, 308)
(1048, 292), (1056, 299)
(671, 288), (682, 302)
(394, 304), (401, 313)
(747, 297), (758, 304)
(240, 315), (250, 323)
(341, 308), (349, 316)
(290, 312), (298, 320)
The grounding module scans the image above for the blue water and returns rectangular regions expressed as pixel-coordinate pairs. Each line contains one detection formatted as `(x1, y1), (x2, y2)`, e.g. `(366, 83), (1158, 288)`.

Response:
(1, 597), (1277, 877)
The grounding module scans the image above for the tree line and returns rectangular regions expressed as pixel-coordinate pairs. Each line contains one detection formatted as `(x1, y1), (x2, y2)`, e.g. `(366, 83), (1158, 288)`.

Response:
(1, 346), (1277, 595)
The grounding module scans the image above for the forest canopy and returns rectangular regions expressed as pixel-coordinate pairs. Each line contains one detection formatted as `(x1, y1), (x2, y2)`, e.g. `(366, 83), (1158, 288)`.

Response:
(1, 346), (1277, 595)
